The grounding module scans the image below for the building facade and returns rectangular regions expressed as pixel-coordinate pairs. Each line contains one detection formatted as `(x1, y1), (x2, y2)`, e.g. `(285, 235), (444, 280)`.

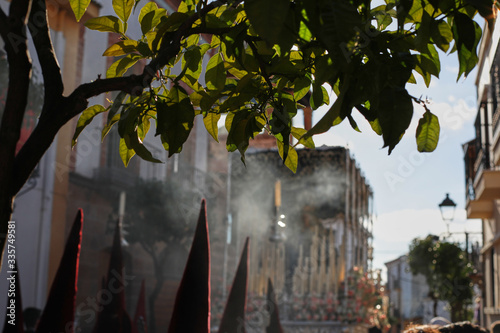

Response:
(227, 146), (374, 321)
(463, 14), (500, 329)
(385, 255), (450, 331)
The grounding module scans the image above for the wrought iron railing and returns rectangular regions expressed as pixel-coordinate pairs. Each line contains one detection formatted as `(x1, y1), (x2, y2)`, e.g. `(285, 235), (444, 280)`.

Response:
(463, 139), (492, 202)
(492, 105), (500, 136)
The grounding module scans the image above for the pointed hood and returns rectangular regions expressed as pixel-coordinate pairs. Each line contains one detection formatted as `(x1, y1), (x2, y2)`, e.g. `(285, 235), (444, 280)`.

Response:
(218, 238), (249, 333)
(167, 200), (210, 333)
(36, 209), (83, 333)
(92, 219), (131, 333)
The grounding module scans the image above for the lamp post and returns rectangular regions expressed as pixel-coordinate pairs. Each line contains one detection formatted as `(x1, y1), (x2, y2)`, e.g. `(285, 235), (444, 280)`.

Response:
(438, 193), (456, 236)
(438, 193), (481, 260)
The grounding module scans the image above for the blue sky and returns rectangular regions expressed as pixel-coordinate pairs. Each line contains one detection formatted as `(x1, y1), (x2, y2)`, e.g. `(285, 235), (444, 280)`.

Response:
(302, 41), (484, 278)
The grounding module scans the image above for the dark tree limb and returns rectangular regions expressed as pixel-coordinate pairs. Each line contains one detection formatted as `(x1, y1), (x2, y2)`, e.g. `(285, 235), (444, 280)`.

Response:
(0, 0), (32, 270)
(28, 0), (64, 105)
(0, 7), (8, 40)
(10, 0), (234, 196)
(4, 0), (242, 271)
(9, 0), (30, 21)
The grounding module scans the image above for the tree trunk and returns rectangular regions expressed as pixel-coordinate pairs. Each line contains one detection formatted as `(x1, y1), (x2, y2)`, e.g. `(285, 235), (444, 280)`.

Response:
(433, 297), (438, 318)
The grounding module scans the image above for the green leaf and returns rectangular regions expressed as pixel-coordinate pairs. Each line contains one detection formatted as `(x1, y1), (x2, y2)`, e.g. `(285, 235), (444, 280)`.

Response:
(139, 3), (167, 35)
(414, 10), (432, 49)
(414, 56), (432, 87)
(225, 112), (235, 134)
(103, 40), (141, 57)
(304, 82), (348, 138)
(372, 6), (393, 30)
(310, 84), (329, 110)
(245, 0), (290, 45)
(108, 91), (128, 124)
(69, 0), (91, 21)
(137, 116), (151, 141)
(310, 1), (362, 54)
(453, 12), (481, 80)
(291, 127), (315, 149)
(184, 34), (200, 48)
(314, 55), (338, 86)
(226, 110), (265, 157)
(397, 0), (413, 31)
(113, 0), (135, 23)
(431, 20), (453, 52)
(156, 87), (195, 156)
(125, 133), (163, 163)
(178, 0), (196, 14)
(118, 106), (142, 137)
(298, 20), (312, 41)
(203, 112), (221, 142)
(106, 54), (143, 78)
(102, 113), (120, 141)
(156, 12), (189, 34)
(347, 114), (361, 132)
(72, 105), (106, 146)
(369, 118), (383, 136)
(414, 44), (440, 86)
(377, 87), (413, 154)
(119, 137), (135, 166)
(138, 2), (158, 22)
(84, 16), (124, 34)
(416, 111), (440, 152)
(205, 53), (226, 91)
(179, 46), (205, 88)
(277, 140), (298, 173)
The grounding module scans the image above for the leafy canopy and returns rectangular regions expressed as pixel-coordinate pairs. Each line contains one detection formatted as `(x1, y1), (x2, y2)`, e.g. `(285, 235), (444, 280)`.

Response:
(408, 235), (475, 321)
(71, 0), (497, 172)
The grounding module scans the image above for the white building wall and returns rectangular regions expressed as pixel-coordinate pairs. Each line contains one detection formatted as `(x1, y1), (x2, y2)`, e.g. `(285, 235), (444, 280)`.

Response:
(0, 145), (57, 326)
(72, 21), (109, 178)
(385, 255), (451, 325)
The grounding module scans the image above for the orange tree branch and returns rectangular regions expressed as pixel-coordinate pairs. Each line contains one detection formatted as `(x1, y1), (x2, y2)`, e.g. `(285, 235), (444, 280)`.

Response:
(0, 0), (32, 269)
(11, 0), (243, 195)
(28, 0), (64, 106)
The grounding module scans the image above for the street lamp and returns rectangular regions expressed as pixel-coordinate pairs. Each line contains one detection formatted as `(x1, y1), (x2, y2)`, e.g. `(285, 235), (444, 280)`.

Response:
(439, 193), (456, 235)
(439, 193), (456, 221)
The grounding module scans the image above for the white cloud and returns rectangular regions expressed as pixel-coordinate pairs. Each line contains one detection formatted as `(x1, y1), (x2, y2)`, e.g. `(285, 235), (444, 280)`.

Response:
(427, 98), (476, 130)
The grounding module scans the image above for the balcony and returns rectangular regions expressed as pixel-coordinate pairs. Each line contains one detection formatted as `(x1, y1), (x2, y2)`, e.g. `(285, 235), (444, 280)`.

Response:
(464, 141), (500, 219)
(473, 169), (500, 201)
(467, 199), (494, 219)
